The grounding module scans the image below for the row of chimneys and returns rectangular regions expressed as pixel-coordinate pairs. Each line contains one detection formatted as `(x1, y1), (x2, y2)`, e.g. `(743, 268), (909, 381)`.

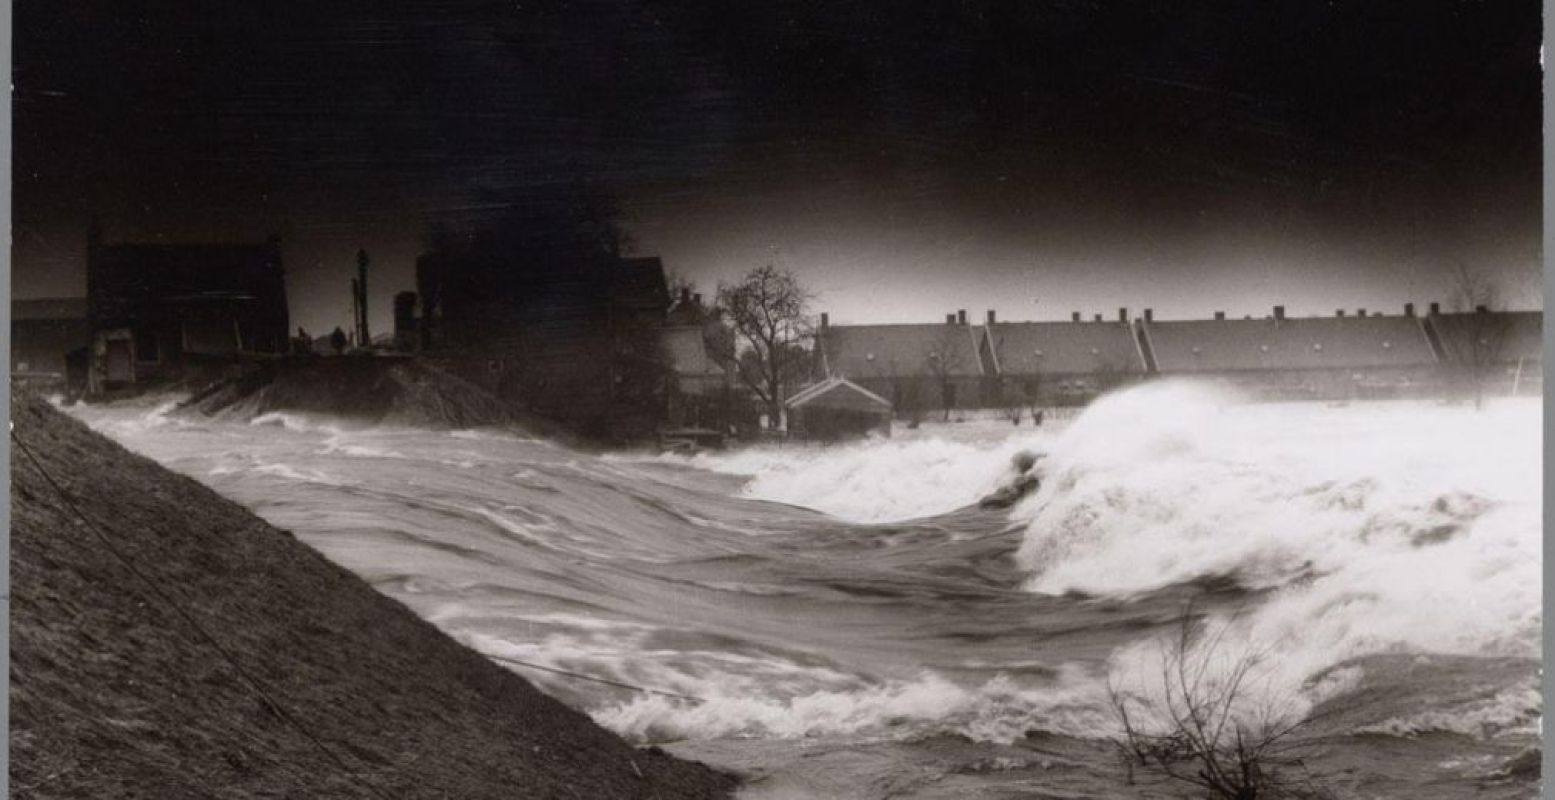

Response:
(813, 302), (1483, 330)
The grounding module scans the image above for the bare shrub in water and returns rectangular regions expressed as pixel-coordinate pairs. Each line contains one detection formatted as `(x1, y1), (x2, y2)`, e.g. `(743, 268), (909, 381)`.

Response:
(1107, 610), (1333, 800)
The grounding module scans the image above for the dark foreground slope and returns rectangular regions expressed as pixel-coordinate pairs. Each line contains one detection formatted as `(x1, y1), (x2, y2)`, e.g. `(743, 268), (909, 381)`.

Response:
(10, 393), (736, 799)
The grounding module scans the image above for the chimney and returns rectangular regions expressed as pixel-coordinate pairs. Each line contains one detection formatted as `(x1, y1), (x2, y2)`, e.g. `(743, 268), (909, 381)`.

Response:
(680, 287), (692, 305)
(1071, 311), (1081, 322)
(693, 292), (702, 307)
(820, 312), (829, 329)
(1214, 311), (1225, 321)
(986, 309), (996, 325)
(1118, 307), (1128, 322)
(946, 313), (956, 324)
(1144, 308), (1154, 322)
(1273, 305), (1285, 321)
(1357, 308), (1367, 317)
(1429, 302), (1440, 316)
(957, 309), (967, 326)
(1093, 313), (1103, 322)
(1336, 309), (1345, 318)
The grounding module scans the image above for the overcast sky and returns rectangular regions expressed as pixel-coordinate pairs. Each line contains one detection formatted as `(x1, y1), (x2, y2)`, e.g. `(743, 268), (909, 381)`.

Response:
(15, 1), (1543, 334)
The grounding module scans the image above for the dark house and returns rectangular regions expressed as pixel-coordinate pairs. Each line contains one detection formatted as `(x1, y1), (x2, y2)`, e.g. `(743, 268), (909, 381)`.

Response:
(12, 298), (91, 390)
(86, 231), (289, 392)
(419, 251), (671, 437)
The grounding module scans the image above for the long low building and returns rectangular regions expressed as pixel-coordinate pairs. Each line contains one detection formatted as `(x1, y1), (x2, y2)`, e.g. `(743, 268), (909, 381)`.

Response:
(1140, 306), (1444, 400)
(811, 303), (1542, 416)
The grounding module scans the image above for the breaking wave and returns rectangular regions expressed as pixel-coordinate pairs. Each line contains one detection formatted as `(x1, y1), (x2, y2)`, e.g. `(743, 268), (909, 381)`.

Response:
(64, 380), (1541, 786)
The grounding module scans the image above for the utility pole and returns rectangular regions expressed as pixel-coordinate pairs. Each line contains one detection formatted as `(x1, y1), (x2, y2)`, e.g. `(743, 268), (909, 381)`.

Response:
(356, 249), (371, 347)
(350, 278), (362, 351)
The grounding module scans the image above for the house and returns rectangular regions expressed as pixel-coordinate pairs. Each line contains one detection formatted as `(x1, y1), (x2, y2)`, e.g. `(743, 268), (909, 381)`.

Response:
(980, 309), (1149, 406)
(1139, 305), (1442, 400)
(85, 230), (289, 393)
(661, 288), (734, 428)
(785, 377), (893, 441)
(813, 310), (987, 420)
(419, 250), (671, 437)
(12, 298), (91, 390)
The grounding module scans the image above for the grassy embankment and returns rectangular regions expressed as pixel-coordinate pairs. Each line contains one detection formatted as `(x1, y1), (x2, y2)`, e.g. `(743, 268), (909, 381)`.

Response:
(10, 391), (737, 798)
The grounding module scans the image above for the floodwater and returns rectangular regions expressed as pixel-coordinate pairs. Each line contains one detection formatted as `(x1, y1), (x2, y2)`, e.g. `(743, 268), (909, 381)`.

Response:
(65, 381), (1541, 798)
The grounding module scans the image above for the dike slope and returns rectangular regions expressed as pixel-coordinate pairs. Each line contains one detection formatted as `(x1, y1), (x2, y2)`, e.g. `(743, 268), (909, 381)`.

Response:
(10, 392), (736, 799)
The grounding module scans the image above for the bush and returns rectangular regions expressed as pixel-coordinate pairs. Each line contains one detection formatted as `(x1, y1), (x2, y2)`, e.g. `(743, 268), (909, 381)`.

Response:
(1107, 609), (1333, 800)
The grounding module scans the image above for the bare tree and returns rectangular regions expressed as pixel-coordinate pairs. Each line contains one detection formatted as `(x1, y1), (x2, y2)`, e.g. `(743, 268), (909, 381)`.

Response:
(925, 324), (971, 422)
(1108, 609), (1333, 800)
(1448, 262), (1510, 409)
(716, 265), (814, 429)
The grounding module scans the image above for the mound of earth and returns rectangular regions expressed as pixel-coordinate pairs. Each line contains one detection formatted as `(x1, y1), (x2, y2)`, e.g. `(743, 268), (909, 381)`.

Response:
(10, 391), (736, 799)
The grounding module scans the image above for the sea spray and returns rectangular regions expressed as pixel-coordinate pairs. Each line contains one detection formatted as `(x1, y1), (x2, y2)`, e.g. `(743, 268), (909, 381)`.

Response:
(646, 423), (1058, 524)
(1014, 383), (1541, 725)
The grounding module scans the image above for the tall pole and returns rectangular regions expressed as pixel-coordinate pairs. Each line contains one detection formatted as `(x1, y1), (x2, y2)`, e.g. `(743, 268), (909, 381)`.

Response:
(356, 249), (371, 346)
(350, 277), (361, 350)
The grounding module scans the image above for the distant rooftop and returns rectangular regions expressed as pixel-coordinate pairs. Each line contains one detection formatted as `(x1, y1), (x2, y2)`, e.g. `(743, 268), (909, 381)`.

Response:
(820, 323), (984, 379)
(985, 321), (1144, 375)
(1144, 315), (1438, 372)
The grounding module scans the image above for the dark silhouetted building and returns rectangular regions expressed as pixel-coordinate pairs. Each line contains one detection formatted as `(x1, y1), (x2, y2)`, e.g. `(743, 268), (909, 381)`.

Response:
(420, 252), (671, 437)
(85, 230), (289, 393)
(12, 297), (91, 390)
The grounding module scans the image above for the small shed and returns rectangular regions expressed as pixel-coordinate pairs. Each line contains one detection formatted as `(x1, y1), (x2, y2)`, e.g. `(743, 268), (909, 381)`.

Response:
(785, 378), (893, 442)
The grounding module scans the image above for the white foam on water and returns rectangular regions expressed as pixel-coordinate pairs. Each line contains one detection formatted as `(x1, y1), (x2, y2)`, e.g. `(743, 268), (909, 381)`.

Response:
(651, 423), (1055, 523)
(595, 669), (1111, 745)
(1010, 382), (1541, 718)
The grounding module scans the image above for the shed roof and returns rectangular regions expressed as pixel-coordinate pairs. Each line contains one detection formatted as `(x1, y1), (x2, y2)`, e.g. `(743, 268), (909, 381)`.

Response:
(785, 377), (892, 410)
(1144, 316), (1439, 372)
(985, 321), (1145, 375)
(819, 323), (983, 380)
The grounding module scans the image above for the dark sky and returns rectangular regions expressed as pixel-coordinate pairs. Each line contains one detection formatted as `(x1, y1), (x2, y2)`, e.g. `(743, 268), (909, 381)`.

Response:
(15, 1), (1543, 333)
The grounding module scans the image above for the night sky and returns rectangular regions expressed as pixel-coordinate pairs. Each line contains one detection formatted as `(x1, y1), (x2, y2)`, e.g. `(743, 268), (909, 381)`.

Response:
(14, 1), (1544, 335)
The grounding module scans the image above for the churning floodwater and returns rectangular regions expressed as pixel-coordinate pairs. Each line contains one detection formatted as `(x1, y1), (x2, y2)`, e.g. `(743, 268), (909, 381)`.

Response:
(64, 382), (1541, 799)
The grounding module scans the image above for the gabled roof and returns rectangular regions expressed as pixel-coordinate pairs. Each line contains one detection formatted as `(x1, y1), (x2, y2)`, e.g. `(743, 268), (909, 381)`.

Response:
(785, 377), (892, 410)
(1144, 315), (1438, 372)
(1428, 311), (1542, 364)
(819, 323), (984, 380)
(13, 297), (88, 321)
(985, 321), (1145, 375)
